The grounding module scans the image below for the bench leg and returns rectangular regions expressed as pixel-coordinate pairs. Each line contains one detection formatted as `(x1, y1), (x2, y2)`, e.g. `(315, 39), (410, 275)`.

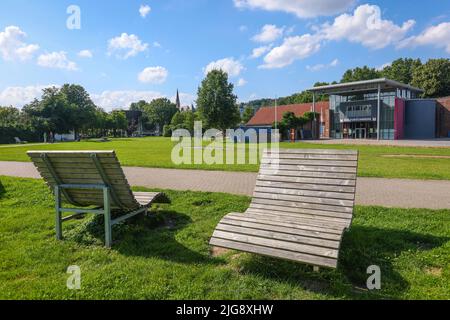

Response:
(55, 186), (63, 240)
(103, 187), (112, 248)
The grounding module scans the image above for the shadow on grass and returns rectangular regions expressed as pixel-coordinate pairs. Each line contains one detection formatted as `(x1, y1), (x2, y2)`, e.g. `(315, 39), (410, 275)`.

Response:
(231, 225), (449, 299)
(66, 209), (216, 265)
(0, 180), (5, 199)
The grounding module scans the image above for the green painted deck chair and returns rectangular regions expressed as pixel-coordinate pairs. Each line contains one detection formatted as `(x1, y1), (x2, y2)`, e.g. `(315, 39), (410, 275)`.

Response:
(27, 151), (170, 247)
(210, 148), (358, 269)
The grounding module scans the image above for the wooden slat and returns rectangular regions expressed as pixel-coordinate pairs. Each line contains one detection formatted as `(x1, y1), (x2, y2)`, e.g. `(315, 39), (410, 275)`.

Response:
(253, 186), (355, 201)
(220, 217), (342, 241)
(257, 175), (356, 187)
(216, 223), (340, 249)
(263, 148), (357, 155)
(243, 210), (351, 227)
(31, 157), (119, 164)
(263, 152), (357, 161)
(253, 191), (354, 207)
(210, 237), (338, 268)
(224, 213), (344, 234)
(260, 161), (358, 173)
(251, 198), (353, 214)
(255, 180), (356, 194)
(212, 230), (338, 258)
(259, 169), (356, 180)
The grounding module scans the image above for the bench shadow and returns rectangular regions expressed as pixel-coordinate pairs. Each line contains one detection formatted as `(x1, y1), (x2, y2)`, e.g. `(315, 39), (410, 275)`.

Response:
(0, 180), (5, 199)
(231, 225), (448, 299)
(67, 209), (216, 266)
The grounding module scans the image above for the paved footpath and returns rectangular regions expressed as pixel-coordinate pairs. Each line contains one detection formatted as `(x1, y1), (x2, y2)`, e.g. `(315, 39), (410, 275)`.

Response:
(1, 161), (449, 210)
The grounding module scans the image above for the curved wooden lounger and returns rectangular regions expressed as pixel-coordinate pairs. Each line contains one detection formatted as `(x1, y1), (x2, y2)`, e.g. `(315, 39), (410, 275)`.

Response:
(28, 150), (170, 247)
(210, 148), (358, 269)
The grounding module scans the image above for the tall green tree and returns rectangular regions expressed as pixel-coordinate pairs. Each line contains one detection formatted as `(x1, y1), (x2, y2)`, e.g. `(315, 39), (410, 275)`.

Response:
(143, 98), (178, 133)
(241, 106), (255, 124)
(412, 58), (450, 98)
(381, 58), (422, 84)
(196, 70), (240, 132)
(341, 66), (381, 83)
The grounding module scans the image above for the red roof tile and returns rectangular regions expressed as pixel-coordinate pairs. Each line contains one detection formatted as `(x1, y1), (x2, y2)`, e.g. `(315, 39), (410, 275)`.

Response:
(246, 101), (329, 126)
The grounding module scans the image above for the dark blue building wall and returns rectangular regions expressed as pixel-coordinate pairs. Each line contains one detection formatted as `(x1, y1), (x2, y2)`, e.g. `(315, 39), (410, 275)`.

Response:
(404, 100), (436, 139)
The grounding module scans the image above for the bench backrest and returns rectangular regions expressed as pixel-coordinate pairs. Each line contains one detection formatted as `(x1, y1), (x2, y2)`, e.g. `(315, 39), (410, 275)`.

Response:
(251, 148), (358, 228)
(27, 151), (139, 210)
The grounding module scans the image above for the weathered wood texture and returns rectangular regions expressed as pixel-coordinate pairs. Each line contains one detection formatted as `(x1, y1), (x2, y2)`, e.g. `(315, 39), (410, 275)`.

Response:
(210, 148), (358, 269)
(27, 151), (169, 210)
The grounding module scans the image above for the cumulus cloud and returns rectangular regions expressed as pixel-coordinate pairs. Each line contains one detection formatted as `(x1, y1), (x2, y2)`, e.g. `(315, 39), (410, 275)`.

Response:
(234, 0), (355, 18)
(0, 26), (39, 61)
(91, 90), (164, 111)
(306, 58), (339, 72)
(398, 22), (450, 54)
(260, 4), (416, 69)
(138, 66), (169, 84)
(237, 78), (248, 87)
(204, 57), (244, 77)
(250, 45), (272, 58)
(108, 33), (148, 59)
(37, 51), (78, 71)
(252, 24), (284, 43)
(139, 5), (151, 18)
(260, 33), (321, 69)
(320, 4), (415, 49)
(0, 84), (58, 108)
(78, 49), (93, 58)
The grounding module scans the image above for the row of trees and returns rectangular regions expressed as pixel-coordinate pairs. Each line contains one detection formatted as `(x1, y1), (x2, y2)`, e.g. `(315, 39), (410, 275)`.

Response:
(241, 58), (450, 118)
(0, 84), (129, 143)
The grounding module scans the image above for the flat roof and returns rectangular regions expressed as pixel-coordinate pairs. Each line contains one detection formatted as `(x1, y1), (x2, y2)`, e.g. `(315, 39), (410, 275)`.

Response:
(308, 78), (424, 95)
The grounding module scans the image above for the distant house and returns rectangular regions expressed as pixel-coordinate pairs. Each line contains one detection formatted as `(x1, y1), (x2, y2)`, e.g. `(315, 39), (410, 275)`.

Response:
(246, 101), (329, 140)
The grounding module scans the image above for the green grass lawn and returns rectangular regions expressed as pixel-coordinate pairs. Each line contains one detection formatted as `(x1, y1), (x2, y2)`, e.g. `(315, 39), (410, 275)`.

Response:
(1, 137), (450, 179)
(0, 176), (448, 299)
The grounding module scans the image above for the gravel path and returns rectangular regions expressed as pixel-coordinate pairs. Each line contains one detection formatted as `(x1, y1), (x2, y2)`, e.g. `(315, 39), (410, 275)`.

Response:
(1, 161), (449, 209)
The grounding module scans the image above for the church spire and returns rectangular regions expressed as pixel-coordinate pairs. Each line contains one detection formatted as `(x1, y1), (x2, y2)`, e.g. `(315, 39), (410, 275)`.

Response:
(176, 89), (181, 110)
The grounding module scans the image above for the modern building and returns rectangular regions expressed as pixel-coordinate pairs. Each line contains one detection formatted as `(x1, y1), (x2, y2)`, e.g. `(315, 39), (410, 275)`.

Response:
(308, 78), (450, 140)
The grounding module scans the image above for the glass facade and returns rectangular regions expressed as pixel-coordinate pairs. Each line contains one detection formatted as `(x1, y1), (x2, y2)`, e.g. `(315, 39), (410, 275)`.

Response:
(329, 88), (414, 140)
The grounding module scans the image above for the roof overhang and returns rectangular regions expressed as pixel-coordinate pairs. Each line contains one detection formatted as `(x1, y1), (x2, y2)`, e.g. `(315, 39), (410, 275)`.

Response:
(307, 78), (424, 95)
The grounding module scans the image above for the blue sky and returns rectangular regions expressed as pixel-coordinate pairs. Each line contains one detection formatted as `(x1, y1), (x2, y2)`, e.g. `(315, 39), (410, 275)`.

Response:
(0, 0), (449, 110)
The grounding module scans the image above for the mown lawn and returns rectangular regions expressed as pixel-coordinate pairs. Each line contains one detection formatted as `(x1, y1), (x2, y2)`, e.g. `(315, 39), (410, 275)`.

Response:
(0, 176), (448, 300)
(1, 137), (450, 180)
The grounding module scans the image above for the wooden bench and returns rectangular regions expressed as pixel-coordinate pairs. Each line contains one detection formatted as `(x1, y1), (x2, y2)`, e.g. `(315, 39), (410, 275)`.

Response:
(210, 148), (358, 269)
(27, 150), (170, 247)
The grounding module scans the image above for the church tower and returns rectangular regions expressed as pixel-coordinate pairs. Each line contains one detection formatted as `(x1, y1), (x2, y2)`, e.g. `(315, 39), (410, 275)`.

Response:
(176, 89), (181, 110)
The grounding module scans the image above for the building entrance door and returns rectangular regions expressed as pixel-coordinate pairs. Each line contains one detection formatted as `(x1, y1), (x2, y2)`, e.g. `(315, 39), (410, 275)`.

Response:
(355, 128), (366, 139)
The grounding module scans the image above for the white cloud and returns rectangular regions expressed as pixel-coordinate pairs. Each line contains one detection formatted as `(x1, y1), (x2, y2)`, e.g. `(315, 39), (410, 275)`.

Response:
(92, 90), (164, 111)
(153, 41), (162, 48)
(139, 5), (151, 18)
(252, 24), (284, 43)
(398, 22), (450, 54)
(376, 62), (392, 71)
(138, 66), (169, 84)
(234, 0), (355, 18)
(108, 33), (148, 59)
(320, 4), (415, 49)
(0, 26), (39, 61)
(260, 33), (321, 69)
(0, 84), (58, 108)
(37, 51), (78, 71)
(237, 78), (248, 86)
(250, 45), (272, 58)
(78, 49), (93, 58)
(204, 57), (244, 77)
(259, 4), (416, 69)
(306, 58), (339, 72)
(239, 25), (248, 32)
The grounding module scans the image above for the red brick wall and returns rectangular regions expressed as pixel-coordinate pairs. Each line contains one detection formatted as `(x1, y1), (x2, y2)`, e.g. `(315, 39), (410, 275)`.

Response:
(437, 97), (450, 137)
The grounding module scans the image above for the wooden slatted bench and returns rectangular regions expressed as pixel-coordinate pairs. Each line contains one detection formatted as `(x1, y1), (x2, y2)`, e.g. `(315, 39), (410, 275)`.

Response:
(28, 150), (170, 247)
(210, 148), (358, 269)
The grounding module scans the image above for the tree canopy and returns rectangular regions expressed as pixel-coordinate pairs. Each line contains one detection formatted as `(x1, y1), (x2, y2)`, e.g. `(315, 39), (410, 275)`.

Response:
(196, 70), (240, 131)
(412, 59), (450, 98)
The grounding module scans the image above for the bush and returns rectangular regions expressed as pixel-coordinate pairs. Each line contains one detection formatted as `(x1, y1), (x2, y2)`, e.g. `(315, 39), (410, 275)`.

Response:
(0, 127), (42, 144)
(162, 125), (172, 137)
